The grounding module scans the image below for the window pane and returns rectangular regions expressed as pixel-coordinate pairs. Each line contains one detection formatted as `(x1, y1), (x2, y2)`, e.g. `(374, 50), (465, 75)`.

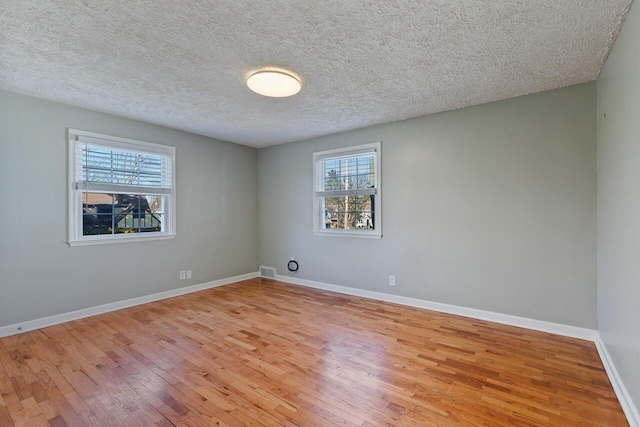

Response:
(82, 192), (113, 211)
(113, 194), (139, 233)
(140, 213), (162, 232)
(140, 195), (163, 232)
(111, 194), (163, 233)
(146, 195), (163, 214)
(115, 214), (136, 233)
(82, 193), (113, 235)
(83, 214), (113, 235)
(321, 153), (375, 191)
(321, 195), (374, 230)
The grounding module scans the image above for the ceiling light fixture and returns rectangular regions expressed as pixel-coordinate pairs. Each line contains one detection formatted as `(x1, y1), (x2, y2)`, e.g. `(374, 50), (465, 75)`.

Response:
(246, 70), (301, 97)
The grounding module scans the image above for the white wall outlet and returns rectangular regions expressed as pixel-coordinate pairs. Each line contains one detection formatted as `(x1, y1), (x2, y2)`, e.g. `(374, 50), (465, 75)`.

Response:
(186, 270), (192, 279)
(389, 275), (396, 286)
(180, 270), (186, 280)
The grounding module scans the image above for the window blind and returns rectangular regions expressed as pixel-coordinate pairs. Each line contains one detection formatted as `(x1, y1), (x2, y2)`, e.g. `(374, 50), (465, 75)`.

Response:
(74, 135), (173, 195)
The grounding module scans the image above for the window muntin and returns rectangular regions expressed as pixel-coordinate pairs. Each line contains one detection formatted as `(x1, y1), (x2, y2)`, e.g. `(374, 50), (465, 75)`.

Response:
(68, 129), (176, 246)
(313, 142), (381, 238)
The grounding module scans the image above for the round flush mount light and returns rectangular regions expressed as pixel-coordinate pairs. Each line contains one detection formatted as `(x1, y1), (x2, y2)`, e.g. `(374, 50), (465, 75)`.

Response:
(246, 70), (301, 97)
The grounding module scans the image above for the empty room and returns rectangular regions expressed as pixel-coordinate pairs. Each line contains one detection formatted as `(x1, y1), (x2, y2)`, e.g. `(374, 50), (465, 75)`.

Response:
(1, 1), (639, 426)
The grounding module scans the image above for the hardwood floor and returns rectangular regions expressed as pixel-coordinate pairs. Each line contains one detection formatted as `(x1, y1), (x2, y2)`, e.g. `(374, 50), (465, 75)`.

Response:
(0, 278), (628, 426)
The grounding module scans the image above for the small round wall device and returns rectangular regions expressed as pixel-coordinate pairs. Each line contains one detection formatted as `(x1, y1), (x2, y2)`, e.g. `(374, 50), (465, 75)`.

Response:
(287, 260), (299, 272)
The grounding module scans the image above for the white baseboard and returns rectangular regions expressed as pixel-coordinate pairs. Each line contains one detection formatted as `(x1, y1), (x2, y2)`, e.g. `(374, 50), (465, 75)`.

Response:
(274, 274), (598, 341)
(595, 336), (640, 427)
(0, 271), (260, 339)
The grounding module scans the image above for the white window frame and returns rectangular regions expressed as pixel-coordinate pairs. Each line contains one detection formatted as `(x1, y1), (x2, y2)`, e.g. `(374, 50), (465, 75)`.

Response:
(313, 142), (382, 239)
(67, 129), (177, 247)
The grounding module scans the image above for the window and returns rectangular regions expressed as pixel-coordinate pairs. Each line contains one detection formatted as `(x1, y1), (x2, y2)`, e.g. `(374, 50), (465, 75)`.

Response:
(68, 129), (176, 246)
(313, 142), (381, 238)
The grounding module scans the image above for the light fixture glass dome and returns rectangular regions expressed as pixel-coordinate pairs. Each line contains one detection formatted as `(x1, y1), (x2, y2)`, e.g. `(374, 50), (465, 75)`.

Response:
(247, 70), (301, 97)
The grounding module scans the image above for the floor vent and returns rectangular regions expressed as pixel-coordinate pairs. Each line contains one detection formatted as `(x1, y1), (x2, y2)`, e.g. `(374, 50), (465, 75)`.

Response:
(260, 266), (276, 279)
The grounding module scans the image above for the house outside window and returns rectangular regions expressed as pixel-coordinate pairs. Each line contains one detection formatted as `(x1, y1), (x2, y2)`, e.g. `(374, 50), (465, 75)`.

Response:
(67, 129), (176, 246)
(313, 142), (381, 239)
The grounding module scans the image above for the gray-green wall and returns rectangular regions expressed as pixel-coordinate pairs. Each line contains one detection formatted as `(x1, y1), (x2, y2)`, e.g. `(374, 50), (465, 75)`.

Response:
(0, 90), (258, 327)
(0, 84), (600, 331)
(597, 0), (640, 415)
(259, 83), (597, 328)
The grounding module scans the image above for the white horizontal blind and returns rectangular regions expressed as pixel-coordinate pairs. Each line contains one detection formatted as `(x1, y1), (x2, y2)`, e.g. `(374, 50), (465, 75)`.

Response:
(316, 150), (377, 197)
(74, 136), (173, 195)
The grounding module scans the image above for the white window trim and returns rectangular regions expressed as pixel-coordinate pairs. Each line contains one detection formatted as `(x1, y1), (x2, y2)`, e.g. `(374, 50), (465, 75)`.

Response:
(67, 129), (177, 247)
(313, 142), (382, 239)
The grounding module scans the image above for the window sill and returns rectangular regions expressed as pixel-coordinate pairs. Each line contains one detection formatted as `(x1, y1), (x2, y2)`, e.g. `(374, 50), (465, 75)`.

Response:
(313, 230), (382, 239)
(68, 233), (176, 247)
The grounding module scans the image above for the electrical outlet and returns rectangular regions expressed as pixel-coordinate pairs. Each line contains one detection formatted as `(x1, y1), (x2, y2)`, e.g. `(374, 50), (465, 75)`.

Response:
(389, 275), (396, 286)
(186, 270), (192, 279)
(180, 270), (186, 280)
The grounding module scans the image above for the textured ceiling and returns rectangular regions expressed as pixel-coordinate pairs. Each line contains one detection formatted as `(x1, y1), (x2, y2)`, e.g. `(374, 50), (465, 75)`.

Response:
(0, 0), (633, 147)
